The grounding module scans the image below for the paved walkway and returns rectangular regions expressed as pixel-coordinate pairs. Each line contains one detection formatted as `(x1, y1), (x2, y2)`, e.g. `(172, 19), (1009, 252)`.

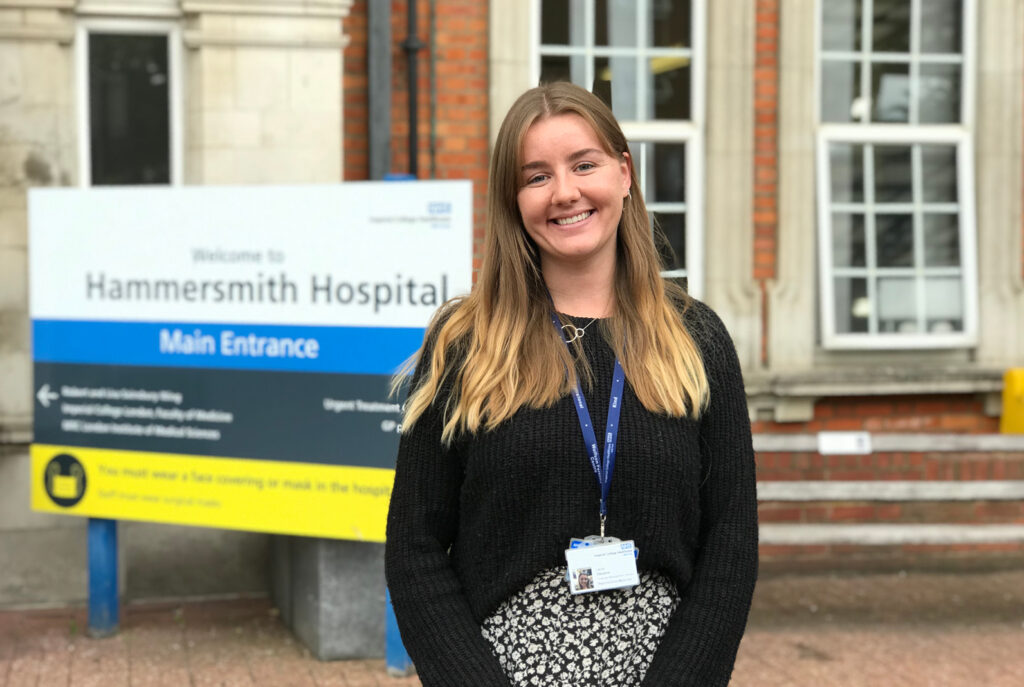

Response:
(3, 569), (1024, 686)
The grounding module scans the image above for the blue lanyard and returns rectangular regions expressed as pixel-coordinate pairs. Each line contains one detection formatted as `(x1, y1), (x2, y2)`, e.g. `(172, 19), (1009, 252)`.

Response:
(550, 313), (626, 536)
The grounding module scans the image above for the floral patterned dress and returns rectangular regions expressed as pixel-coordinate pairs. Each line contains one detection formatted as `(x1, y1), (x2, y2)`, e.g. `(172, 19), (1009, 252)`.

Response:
(480, 567), (680, 686)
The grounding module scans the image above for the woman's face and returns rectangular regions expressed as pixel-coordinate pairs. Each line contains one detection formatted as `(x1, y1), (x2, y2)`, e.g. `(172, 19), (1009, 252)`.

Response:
(516, 113), (631, 272)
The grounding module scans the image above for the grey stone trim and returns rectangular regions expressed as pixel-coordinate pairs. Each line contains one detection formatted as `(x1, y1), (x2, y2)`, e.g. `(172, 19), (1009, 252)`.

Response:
(745, 365), (1005, 397)
(760, 524), (1024, 546)
(768, 0), (817, 371)
(0, 25), (73, 42)
(758, 480), (1024, 502)
(975, 0), (1024, 366)
(74, 0), (184, 16)
(182, 32), (350, 49)
(752, 432), (1024, 453)
(0, 0), (74, 8)
(488, 0), (532, 148)
(705, 0), (760, 371)
(181, 0), (353, 17)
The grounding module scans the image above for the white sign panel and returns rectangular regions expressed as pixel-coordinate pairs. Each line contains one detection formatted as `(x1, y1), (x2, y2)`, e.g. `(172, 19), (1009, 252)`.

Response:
(29, 181), (472, 541)
(817, 431), (873, 456)
(30, 181), (472, 327)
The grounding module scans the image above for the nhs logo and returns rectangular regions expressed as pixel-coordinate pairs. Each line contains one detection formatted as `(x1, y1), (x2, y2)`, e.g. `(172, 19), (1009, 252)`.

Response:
(428, 201), (451, 216)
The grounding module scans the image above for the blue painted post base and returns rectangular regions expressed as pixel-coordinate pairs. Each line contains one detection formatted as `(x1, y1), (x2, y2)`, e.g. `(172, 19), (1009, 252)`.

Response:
(385, 588), (415, 677)
(87, 518), (119, 638)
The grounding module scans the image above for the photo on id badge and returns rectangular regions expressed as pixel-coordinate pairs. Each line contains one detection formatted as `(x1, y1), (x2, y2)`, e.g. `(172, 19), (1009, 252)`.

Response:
(573, 568), (594, 591)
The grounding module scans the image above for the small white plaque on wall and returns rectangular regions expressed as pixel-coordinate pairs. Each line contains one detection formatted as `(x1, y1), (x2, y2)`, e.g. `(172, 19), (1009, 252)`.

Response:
(817, 431), (872, 455)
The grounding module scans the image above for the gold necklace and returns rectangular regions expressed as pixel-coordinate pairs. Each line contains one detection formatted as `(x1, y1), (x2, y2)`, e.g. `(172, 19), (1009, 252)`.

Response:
(561, 317), (598, 343)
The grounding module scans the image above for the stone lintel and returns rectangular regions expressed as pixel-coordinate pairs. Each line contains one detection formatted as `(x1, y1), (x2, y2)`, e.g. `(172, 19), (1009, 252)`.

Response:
(182, 31), (348, 49)
(0, 0), (75, 9)
(75, 0), (182, 17)
(181, 0), (353, 18)
(0, 24), (74, 42)
(746, 366), (1005, 398)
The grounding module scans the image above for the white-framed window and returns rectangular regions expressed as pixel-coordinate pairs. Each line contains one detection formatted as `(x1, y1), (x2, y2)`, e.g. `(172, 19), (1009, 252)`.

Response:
(532, 0), (705, 297)
(76, 19), (184, 186)
(816, 0), (977, 349)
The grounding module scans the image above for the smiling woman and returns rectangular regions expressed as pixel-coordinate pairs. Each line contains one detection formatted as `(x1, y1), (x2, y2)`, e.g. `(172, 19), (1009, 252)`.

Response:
(385, 82), (758, 687)
(516, 113), (631, 291)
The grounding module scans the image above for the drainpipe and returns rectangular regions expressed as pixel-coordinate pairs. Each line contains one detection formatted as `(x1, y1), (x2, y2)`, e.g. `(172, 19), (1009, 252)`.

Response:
(403, 0), (425, 177)
(368, 0), (392, 180)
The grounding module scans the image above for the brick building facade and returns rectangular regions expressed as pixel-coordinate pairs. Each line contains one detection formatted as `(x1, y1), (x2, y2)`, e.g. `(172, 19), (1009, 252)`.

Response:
(1, 0), (1023, 606)
(339, 0), (1024, 571)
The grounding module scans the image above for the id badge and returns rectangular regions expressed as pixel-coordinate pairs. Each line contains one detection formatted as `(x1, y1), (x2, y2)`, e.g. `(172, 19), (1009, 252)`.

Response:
(564, 539), (640, 594)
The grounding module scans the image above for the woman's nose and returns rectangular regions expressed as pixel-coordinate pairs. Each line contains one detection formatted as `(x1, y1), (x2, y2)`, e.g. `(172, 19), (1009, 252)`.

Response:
(551, 173), (581, 204)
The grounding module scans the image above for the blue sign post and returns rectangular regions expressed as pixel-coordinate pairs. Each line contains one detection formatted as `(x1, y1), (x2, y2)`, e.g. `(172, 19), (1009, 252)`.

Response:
(87, 518), (118, 637)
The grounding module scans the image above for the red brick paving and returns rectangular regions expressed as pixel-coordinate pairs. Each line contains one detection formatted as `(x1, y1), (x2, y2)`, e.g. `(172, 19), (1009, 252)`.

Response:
(3, 569), (1024, 685)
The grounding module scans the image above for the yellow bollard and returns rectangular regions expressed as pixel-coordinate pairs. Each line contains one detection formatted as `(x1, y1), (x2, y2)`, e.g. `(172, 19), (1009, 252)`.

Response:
(1002, 369), (1024, 434)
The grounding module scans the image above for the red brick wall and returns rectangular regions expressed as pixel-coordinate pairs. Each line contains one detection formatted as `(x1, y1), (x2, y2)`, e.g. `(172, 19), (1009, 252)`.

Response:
(343, 0), (490, 269)
(757, 450), (1024, 483)
(343, 6), (369, 178)
(759, 542), (1024, 572)
(431, 0), (490, 271)
(752, 395), (1000, 435)
(752, 393), (1013, 568)
(757, 448), (1024, 570)
(753, 1), (779, 366)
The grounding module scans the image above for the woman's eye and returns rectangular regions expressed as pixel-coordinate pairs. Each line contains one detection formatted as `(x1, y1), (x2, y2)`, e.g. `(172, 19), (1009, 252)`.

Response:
(526, 174), (549, 185)
(576, 162), (596, 172)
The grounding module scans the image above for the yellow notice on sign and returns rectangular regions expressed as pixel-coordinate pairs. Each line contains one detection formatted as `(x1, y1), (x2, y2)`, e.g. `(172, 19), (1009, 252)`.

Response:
(31, 444), (395, 542)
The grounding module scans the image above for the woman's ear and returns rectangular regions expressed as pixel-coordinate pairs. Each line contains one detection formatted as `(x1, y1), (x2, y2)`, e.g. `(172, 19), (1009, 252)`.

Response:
(620, 151), (632, 198)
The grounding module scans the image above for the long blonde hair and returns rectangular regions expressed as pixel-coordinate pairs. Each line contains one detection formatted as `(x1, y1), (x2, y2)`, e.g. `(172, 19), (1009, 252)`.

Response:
(397, 82), (709, 443)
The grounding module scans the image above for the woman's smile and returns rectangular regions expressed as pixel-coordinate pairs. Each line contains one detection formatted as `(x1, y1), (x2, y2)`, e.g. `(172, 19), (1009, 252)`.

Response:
(551, 209), (595, 226)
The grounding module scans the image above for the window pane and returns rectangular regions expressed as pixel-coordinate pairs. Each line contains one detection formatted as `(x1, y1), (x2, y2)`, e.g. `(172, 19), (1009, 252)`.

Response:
(592, 56), (612, 108)
(924, 277), (963, 332)
(876, 214), (914, 267)
(834, 277), (870, 333)
(650, 58), (690, 119)
(822, 0), (861, 51)
(598, 56), (640, 120)
(877, 277), (916, 332)
(833, 213), (866, 267)
(830, 142), (864, 202)
(872, 63), (910, 122)
(654, 212), (686, 271)
(873, 145), (912, 202)
(920, 0), (962, 54)
(541, 0), (571, 45)
(872, 0), (911, 53)
(89, 33), (170, 185)
(921, 145), (958, 202)
(923, 214), (960, 266)
(540, 55), (572, 85)
(596, 0), (638, 48)
(652, 0), (691, 49)
(822, 61), (862, 122)
(649, 143), (686, 203)
(919, 64), (961, 124)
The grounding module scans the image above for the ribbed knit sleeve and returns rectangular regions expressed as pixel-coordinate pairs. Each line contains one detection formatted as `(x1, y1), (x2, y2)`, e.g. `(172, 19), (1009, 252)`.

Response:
(640, 302), (760, 686)
(384, 350), (512, 687)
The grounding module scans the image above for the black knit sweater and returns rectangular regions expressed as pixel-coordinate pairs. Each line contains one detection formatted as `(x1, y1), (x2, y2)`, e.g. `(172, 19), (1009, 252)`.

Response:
(385, 299), (759, 686)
